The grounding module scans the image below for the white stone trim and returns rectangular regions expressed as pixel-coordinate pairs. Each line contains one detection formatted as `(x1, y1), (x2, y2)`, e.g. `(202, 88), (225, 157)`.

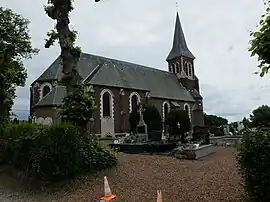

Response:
(162, 101), (170, 123)
(40, 82), (52, 99)
(129, 92), (141, 113)
(100, 89), (114, 119)
(184, 103), (192, 120)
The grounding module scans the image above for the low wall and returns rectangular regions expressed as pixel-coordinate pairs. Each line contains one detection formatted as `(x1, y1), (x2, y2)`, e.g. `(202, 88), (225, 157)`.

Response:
(185, 144), (215, 159)
(109, 142), (177, 154)
(210, 136), (242, 146)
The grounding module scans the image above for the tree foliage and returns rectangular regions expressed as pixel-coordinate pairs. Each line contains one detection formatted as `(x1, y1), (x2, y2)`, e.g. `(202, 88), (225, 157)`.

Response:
(59, 84), (96, 128)
(204, 114), (228, 127)
(165, 109), (191, 136)
(44, 0), (83, 92)
(249, 0), (270, 77)
(237, 128), (270, 201)
(242, 117), (251, 128)
(250, 105), (270, 128)
(44, 1), (99, 124)
(0, 7), (39, 119)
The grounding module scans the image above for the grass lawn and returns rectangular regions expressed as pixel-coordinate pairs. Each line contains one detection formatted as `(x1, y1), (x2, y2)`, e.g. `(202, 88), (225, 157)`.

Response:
(0, 147), (243, 202)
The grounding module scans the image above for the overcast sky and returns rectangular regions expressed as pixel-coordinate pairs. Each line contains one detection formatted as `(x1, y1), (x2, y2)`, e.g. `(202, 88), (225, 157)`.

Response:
(2, 0), (268, 121)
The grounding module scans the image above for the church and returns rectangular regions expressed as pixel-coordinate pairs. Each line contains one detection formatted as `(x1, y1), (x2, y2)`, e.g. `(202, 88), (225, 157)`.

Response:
(29, 12), (205, 137)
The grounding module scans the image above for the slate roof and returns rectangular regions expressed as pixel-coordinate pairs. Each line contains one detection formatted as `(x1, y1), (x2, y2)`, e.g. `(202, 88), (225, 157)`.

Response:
(33, 52), (197, 107)
(166, 12), (195, 61)
(34, 85), (66, 107)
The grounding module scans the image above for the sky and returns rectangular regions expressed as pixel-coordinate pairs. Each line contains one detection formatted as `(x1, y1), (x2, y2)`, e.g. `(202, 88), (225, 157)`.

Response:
(2, 0), (269, 122)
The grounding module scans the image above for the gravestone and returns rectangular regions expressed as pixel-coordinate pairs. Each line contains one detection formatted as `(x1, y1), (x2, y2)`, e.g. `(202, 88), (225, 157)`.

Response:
(136, 102), (148, 142)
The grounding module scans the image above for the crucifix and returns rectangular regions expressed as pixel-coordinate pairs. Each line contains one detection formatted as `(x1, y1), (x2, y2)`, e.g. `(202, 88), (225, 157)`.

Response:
(137, 102), (145, 124)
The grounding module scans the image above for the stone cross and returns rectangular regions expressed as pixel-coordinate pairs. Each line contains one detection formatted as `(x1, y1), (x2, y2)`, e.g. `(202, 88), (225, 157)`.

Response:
(137, 102), (145, 124)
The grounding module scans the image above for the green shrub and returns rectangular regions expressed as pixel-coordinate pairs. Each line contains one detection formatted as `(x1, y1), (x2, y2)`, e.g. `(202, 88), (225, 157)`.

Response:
(143, 105), (162, 133)
(0, 123), (117, 182)
(128, 104), (162, 139)
(165, 109), (191, 136)
(236, 128), (270, 201)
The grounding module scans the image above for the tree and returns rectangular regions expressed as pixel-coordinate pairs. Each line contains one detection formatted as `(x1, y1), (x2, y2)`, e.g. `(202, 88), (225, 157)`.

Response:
(250, 105), (270, 128)
(242, 117), (251, 128)
(249, 0), (270, 77)
(165, 109), (191, 142)
(204, 114), (228, 136)
(204, 114), (228, 127)
(0, 7), (38, 119)
(44, 1), (102, 124)
(59, 84), (96, 129)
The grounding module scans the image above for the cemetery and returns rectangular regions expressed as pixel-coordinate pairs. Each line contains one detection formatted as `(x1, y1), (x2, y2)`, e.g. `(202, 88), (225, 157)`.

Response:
(108, 102), (215, 160)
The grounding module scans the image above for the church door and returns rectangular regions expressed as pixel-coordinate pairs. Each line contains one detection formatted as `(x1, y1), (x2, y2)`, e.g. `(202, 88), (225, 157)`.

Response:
(101, 91), (115, 137)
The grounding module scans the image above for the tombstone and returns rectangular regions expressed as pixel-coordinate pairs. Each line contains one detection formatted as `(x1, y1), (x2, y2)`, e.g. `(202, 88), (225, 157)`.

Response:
(136, 102), (148, 142)
(43, 117), (53, 125)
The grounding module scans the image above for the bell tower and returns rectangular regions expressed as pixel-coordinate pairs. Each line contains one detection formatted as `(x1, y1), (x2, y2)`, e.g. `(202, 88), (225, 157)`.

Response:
(166, 11), (204, 127)
(166, 12), (200, 92)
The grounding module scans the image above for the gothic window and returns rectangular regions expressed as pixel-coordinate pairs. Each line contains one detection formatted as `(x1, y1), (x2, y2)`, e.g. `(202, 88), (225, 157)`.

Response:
(176, 62), (181, 73)
(102, 92), (111, 117)
(172, 64), (175, 73)
(174, 64), (178, 73)
(184, 63), (188, 75)
(188, 63), (193, 77)
(163, 103), (169, 122)
(131, 95), (138, 112)
(42, 85), (51, 97)
(185, 104), (189, 115)
(169, 65), (172, 72)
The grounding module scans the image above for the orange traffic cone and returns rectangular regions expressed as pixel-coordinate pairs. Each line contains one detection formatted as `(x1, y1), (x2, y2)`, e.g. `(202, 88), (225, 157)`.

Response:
(100, 176), (116, 201)
(157, 190), (162, 202)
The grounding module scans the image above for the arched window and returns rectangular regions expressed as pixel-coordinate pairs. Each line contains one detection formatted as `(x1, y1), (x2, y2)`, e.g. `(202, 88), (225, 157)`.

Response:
(185, 104), (189, 115)
(171, 64), (175, 73)
(184, 63), (188, 75)
(129, 92), (141, 113)
(188, 63), (193, 77)
(164, 103), (169, 121)
(162, 101), (170, 123)
(174, 64), (178, 73)
(184, 103), (191, 121)
(131, 95), (138, 112)
(169, 65), (172, 72)
(42, 85), (51, 97)
(179, 63), (182, 72)
(102, 92), (111, 117)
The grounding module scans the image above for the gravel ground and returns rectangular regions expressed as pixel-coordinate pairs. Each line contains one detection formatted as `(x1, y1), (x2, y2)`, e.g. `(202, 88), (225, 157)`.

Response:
(0, 147), (243, 202)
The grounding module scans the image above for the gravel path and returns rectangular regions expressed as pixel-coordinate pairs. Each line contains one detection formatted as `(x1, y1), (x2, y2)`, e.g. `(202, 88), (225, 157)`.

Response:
(0, 147), (243, 202)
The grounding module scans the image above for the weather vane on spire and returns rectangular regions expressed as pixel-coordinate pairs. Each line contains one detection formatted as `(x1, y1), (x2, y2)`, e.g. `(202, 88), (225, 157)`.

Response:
(176, 1), (179, 11)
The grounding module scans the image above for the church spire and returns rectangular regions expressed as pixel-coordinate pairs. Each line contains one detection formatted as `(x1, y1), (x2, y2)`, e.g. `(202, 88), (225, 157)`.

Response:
(166, 12), (195, 61)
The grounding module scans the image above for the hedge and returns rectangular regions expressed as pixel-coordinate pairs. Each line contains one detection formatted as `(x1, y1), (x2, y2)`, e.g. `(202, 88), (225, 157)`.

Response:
(236, 128), (270, 201)
(0, 123), (117, 182)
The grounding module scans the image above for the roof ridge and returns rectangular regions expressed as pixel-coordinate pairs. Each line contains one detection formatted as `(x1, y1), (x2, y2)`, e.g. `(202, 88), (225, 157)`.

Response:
(81, 52), (170, 74)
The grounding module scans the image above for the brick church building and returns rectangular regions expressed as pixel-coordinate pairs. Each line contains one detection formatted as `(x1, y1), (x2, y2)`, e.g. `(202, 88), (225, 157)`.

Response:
(29, 12), (205, 137)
